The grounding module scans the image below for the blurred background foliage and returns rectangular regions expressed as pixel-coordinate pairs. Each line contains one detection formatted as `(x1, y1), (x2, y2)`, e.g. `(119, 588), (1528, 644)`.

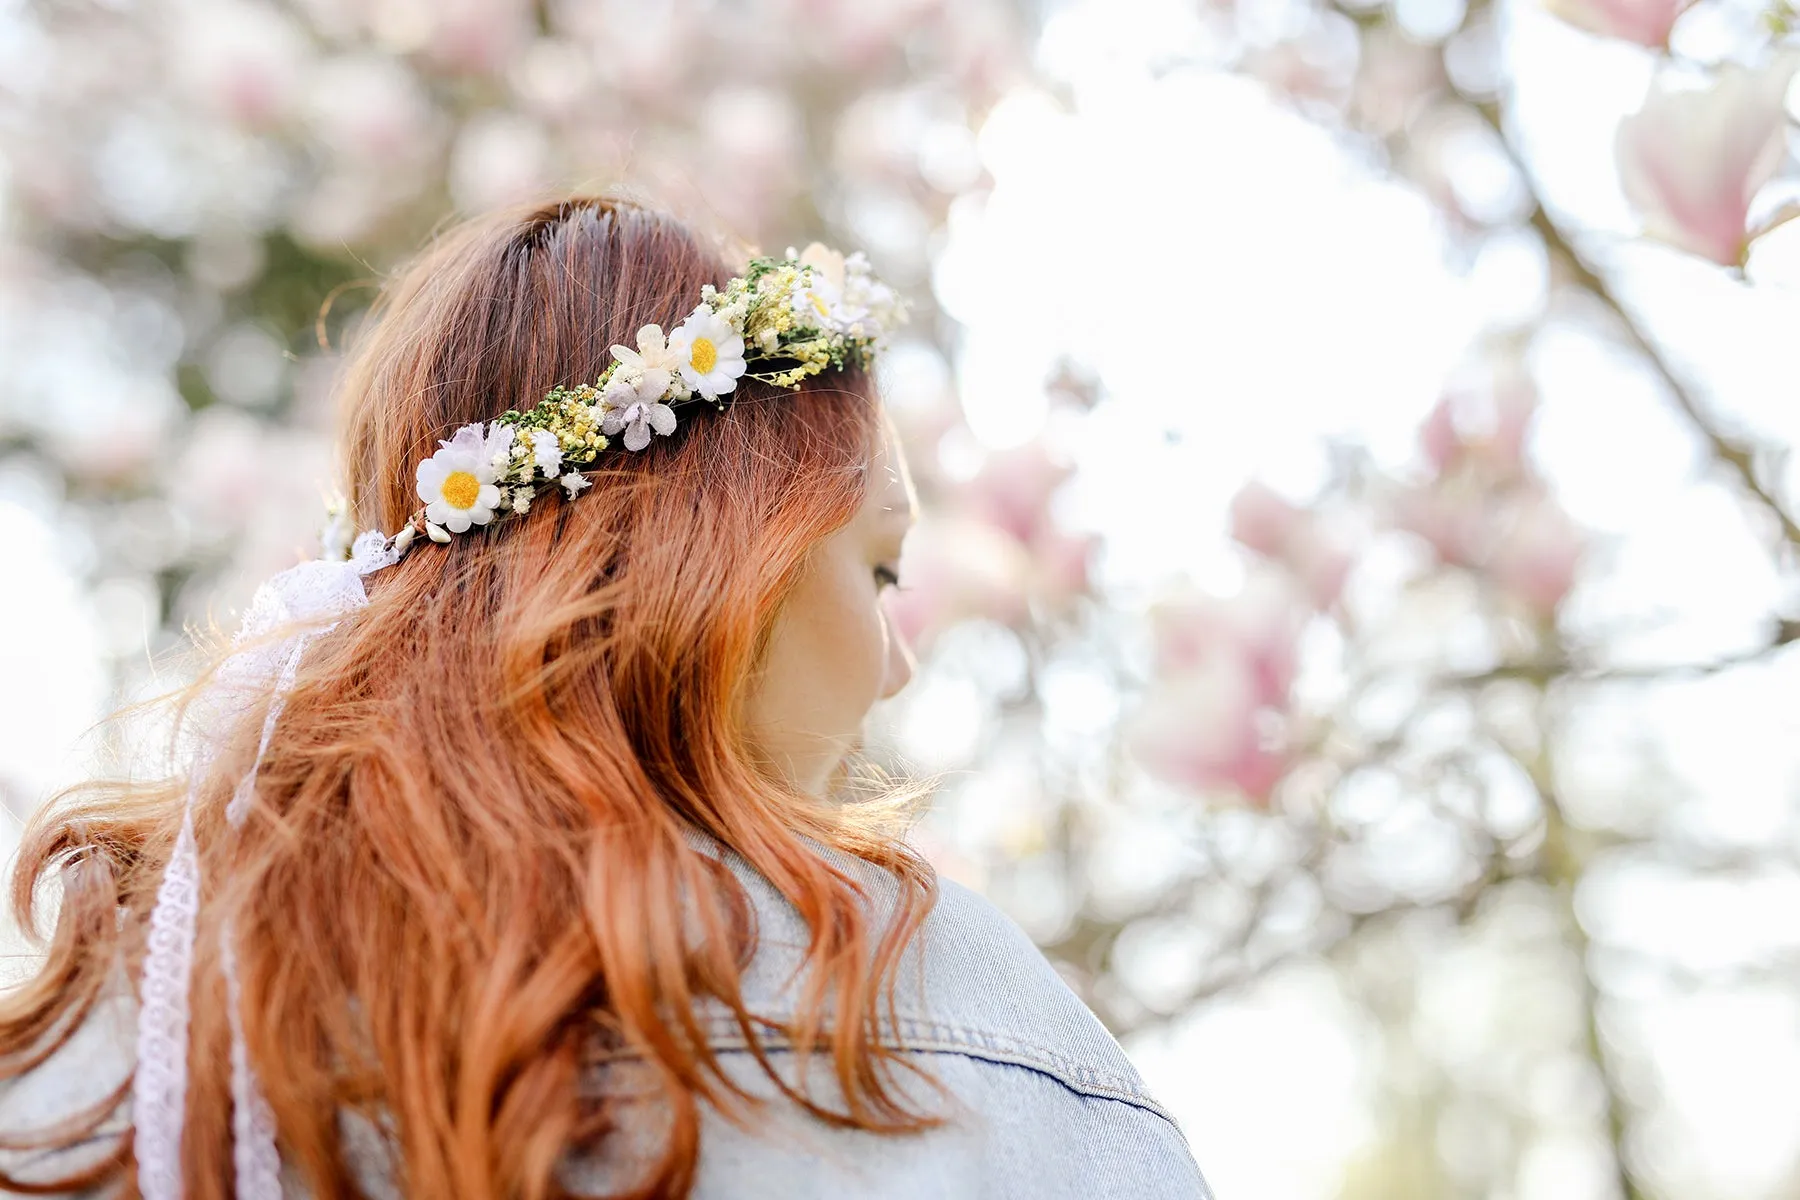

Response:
(4, 0), (1800, 1196)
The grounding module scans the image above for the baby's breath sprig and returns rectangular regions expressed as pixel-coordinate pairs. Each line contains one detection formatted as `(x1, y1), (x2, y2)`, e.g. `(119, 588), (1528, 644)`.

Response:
(495, 383), (610, 465)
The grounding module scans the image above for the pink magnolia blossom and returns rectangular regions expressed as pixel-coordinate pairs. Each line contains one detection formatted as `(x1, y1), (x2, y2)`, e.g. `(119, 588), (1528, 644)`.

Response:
(1419, 396), (1460, 474)
(1127, 655), (1289, 804)
(1484, 365), (1538, 476)
(1229, 481), (1305, 559)
(1489, 493), (1585, 617)
(1128, 575), (1313, 804)
(1392, 479), (1489, 567)
(940, 442), (1096, 610)
(1616, 60), (1799, 266)
(1420, 361), (1539, 480)
(1545, 0), (1695, 48)
(1285, 534), (1354, 611)
(1029, 528), (1097, 608)
(959, 442), (1073, 544)
(1229, 482), (1354, 609)
(882, 516), (1032, 648)
(1150, 577), (1305, 709)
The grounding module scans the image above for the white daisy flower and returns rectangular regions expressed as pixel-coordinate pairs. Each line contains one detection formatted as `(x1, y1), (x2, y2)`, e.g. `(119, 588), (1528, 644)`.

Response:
(795, 241), (878, 334)
(609, 324), (679, 402)
(415, 422), (505, 533)
(667, 303), (747, 401)
(530, 429), (561, 476)
(602, 399), (678, 452)
(791, 263), (843, 332)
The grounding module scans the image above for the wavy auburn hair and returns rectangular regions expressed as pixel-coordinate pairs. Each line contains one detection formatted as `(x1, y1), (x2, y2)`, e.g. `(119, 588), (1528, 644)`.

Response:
(0, 195), (939, 1197)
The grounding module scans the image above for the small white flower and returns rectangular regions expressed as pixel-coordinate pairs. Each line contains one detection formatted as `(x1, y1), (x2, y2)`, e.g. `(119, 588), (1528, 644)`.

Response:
(791, 268), (842, 331)
(483, 422), (515, 471)
(667, 303), (747, 401)
(757, 327), (780, 352)
(530, 429), (562, 476)
(799, 242), (844, 284)
(415, 422), (505, 533)
(561, 471), (591, 498)
(609, 324), (679, 401)
(602, 399), (678, 451)
(791, 242), (861, 332)
(511, 487), (533, 514)
(601, 373), (639, 408)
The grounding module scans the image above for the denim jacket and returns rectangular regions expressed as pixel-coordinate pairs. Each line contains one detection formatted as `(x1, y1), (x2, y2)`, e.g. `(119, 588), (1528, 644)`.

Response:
(0, 849), (1213, 1198)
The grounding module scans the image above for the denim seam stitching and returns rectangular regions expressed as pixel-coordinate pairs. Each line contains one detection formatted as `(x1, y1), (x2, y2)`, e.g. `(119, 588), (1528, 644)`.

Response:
(684, 1012), (1175, 1126)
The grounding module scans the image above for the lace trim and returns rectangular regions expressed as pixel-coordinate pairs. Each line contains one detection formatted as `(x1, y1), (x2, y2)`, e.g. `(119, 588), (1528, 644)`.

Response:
(132, 801), (201, 1200)
(226, 631), (322, 828)
(134, 529), (396, 1197)
(223, 920), (283, 1198)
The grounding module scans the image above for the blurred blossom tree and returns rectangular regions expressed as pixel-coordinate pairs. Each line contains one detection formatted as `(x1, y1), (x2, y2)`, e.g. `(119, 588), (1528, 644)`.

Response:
(889, 0), (1800, 1197)
(0, 0), (1029, 637)
(4, 0), (1799, 1197)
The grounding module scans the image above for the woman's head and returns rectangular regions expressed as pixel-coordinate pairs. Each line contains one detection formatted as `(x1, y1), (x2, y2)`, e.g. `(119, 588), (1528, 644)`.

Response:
(0, 194), (936, 1199)
(335, 196), (919, 798)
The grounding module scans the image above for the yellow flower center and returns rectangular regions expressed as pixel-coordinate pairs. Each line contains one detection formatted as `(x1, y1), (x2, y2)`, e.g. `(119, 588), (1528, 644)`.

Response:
(441, 470), (481, 510)
(691, 336), (717, 374)
(809, 293), (830, 319)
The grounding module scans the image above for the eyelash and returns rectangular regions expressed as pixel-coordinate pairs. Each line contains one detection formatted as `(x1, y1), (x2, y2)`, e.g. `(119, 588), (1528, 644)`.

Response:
(874, 565), (904, 591)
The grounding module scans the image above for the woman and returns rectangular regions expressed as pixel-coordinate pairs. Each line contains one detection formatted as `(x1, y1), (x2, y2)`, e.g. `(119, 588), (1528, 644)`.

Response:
(0, 195), (1211, 1198)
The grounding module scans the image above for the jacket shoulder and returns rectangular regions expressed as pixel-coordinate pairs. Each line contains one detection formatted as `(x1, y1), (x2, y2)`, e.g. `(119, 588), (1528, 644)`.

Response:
(722, 854), (1171, 1120)
(898, 876), (1169, 1115)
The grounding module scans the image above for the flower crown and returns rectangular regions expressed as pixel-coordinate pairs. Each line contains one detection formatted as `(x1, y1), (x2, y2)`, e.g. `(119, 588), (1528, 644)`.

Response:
(325, 242), (905, 560)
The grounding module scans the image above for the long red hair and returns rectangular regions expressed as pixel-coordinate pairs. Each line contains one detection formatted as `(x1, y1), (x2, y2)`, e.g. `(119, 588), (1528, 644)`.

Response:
(0, 195), (938, 1197)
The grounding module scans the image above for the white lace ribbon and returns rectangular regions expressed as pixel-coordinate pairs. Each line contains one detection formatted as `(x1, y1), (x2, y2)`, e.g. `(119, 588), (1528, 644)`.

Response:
(134, 530), (399, 1199)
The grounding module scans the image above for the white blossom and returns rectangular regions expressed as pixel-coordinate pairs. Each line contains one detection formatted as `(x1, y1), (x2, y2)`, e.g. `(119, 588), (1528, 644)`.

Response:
(602, 399), (678, 451)
(667, 302), (748, 400)
(529, 428), (561, 476)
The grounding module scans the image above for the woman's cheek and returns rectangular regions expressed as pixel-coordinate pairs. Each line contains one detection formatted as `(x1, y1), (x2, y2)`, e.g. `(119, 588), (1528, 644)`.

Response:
(828, 557), (890, 717)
